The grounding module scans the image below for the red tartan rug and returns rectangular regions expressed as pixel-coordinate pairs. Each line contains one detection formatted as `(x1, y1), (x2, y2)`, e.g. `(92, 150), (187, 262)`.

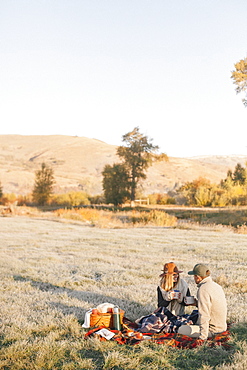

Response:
(84, 317), (232, 349)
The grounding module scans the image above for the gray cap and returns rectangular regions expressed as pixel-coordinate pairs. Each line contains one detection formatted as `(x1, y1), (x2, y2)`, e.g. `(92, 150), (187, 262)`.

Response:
(188, 263), (210, 277)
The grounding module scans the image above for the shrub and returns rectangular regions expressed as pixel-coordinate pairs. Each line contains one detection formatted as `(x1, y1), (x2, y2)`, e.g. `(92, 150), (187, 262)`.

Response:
(178, 177), (212, 206)
(195, 186), (213, 207)
(148, 193), (176, 205)
(0, 193), (17, 205)
(146, 210), (177, 226)
(89, 194), (105, 204)
(146, 193), (157, 205)
(51, 192), (90, 207)
(17, 194), (33, 206)
(131, 210), (177, 227)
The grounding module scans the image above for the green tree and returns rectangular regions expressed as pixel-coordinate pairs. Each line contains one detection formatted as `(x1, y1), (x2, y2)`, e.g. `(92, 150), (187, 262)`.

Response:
(220, 170), (234, 189)
(232, 163), (246, 185)
(222, 163), (247, 187)
(117, 127), (168, 202)
(32, 162), (55, 205)
(102, 163), (130, 206)
(231, 57), (247, 106)
(226, 169), (233, 182)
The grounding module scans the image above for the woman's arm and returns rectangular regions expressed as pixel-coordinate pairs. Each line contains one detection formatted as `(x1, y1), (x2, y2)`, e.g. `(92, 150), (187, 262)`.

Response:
(157, 286), (170, 308)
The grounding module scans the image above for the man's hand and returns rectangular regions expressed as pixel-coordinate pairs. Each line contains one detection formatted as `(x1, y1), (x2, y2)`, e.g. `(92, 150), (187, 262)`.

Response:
(184, 297), (197, 306)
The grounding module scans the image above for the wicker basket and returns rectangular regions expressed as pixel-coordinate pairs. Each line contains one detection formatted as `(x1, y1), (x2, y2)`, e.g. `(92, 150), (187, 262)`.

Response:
(90, 309), (124, 328)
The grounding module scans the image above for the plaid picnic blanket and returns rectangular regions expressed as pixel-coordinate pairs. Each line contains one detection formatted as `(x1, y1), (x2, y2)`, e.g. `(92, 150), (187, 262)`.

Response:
(136, 307), (199, 334)
(84, 324), (231, 349)
(84, 309), (231, 349)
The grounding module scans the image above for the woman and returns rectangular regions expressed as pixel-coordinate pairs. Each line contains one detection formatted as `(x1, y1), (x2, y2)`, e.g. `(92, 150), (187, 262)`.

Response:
(157, 262), (190, 316)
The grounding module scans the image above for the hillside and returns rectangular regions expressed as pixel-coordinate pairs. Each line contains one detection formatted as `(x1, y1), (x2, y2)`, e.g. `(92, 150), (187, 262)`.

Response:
(0, 135), (246, 196)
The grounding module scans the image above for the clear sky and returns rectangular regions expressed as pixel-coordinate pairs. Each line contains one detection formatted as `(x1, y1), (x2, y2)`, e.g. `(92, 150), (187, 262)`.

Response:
(1, 0), (247, 157)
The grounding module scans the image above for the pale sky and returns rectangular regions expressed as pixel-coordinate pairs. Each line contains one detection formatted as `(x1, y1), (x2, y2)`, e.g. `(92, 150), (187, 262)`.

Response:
(0, 0), (247, 157)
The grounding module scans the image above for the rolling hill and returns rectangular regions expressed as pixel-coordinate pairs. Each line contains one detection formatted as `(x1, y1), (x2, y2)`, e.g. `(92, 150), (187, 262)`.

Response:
(0, 135), (246, 196)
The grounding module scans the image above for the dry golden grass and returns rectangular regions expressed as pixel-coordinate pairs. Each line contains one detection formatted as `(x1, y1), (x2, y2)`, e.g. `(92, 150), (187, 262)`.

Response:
(53, 207), (177, 228)
(0, 212), (247, 369)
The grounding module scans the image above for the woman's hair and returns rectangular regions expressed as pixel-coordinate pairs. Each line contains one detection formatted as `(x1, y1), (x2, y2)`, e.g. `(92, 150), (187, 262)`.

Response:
(159, 262), (181, 291)
(160, 273), (180, 291)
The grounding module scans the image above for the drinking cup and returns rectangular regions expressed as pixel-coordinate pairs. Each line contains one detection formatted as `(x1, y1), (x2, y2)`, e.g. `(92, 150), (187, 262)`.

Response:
(173, 290), (180, 299)
(185, 296), (195, 305)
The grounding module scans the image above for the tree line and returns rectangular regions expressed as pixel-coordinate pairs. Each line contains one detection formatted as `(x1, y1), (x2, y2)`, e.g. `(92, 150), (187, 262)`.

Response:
(0, 126), (247, 208)
(0, 127), (167, 207)
(178, 162), (247, 207)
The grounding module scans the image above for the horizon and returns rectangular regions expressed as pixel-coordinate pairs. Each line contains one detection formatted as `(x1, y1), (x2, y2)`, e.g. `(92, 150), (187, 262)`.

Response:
(1, 132), (247, 159)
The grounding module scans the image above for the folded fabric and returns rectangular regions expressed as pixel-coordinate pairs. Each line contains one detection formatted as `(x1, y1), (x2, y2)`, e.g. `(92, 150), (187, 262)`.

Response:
(96, 302), (115, 313)
(82, 309), (92, 328)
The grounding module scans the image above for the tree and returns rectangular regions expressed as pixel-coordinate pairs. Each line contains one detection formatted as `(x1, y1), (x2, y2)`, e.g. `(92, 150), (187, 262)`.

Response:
(194, 186), (213, 207)
(32, 162), (55, 205)
(231, 57), (247, 106)
(102, 163), (130, 206)
(178, 177), (212, 206)
(232, 163), (246, 185)
(0, 181), (3, 201)
(222, 163), (247, 187)
(117, 127), (168, 202)
(220, 170), (233, 190)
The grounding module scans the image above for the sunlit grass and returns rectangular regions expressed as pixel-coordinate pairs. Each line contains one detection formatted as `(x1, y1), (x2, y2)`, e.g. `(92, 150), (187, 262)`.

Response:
(0, 214), (247, 369)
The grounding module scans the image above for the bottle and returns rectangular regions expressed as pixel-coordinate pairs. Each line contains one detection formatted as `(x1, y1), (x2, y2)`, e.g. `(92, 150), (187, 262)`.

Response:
(112, 306), (121, 331)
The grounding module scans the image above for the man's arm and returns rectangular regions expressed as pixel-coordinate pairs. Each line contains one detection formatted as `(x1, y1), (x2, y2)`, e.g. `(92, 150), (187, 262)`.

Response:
(197, 289), (211, 340)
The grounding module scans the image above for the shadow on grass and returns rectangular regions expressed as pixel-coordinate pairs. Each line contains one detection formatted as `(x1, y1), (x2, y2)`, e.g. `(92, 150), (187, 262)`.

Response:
(13, 274), (144, 322)
(230, 322), (247, 342)
(78, 348), (105, 370)
(170, 344), (235, 370)
(13, 275), (244, 370)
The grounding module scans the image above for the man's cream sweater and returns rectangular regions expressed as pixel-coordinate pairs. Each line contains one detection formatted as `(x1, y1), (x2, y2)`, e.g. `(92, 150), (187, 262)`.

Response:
(197, 276), (227, 340)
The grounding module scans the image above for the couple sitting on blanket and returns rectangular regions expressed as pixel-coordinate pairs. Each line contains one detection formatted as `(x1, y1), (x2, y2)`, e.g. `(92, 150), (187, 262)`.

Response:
(157, 262), (227, 341)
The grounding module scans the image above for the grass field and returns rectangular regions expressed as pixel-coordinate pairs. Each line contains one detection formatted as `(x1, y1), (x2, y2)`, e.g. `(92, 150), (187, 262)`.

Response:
(0, 213), (247, 369)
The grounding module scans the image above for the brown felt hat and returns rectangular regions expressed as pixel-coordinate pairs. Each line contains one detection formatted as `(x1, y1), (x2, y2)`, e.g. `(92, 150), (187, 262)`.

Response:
(160, 262), (183, 277)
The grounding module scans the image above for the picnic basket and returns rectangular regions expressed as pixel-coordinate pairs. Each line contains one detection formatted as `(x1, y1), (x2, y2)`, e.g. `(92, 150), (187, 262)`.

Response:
(90, 309), (124, 328)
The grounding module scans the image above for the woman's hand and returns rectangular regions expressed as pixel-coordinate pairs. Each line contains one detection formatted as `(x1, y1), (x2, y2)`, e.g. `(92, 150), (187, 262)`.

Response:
(170, 291), (181, 300)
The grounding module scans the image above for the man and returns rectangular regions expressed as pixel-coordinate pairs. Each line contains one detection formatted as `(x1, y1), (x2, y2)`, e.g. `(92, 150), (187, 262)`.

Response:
(178, 263), (227, 340)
